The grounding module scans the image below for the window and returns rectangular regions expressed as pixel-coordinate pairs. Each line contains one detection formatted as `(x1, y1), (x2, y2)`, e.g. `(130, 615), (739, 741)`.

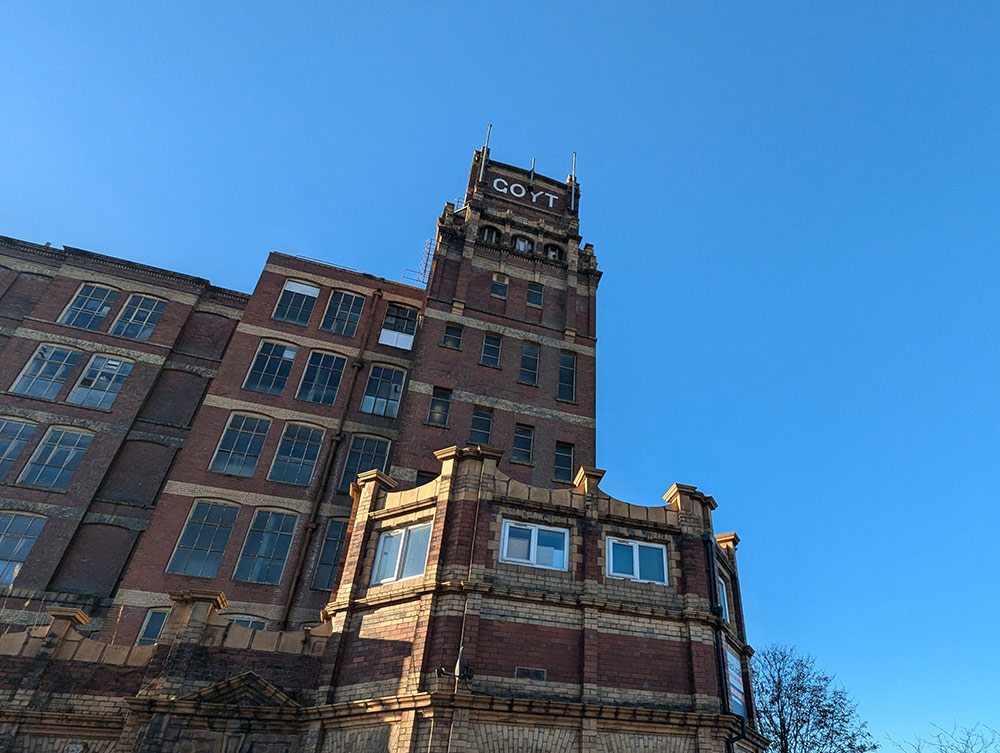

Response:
(321, 291), (365, 337)
(339, 435), (390, 493)
(59, 285), (119, 330)
(378, 304), (418, 349)
(468, 407), (493, 445)
(558, 352), (576, 401)
(441, 324), (463, 349)
(234, 509), (297, 584)
(268, 424), (323, 485)
(360, 365), (405, 418)
(66, 356), (133, 410)
(545, 244), (565, 262)
(209, 414), (271, 477)
(136, 609), (168, 646)
(478, 225), (500, 244)
(371, 521), (432, 585)
(426, 388), (451, 427)
(243, 341), (297, 395)
(225, 614), (267, 630)
(481, 334), (502, 367)
(0, 512), (45, 586)
(0, 419), (36, 480)
(606, 538), (668, 584)
(726, 647), (747, 718)
(491, 273), (508, 299)
(554, 442), (574, 483)
(111, 295), (166, 341)
(527, 282), (544, 307)
(512, 424), (533, 464)
(513, 236), (534, 254)
(11, 345), (81, 400)
(296, 351), (346, 406)
(312, 520), (347, 591)
(519, 343), (539, 385)
(501, 520), (568, 570)
(415, 471), (438, 486)
(18, 428), (92, 490)
(273, 280), (319, 326)
(167, 500), (238, 578)
(717, 574), (731, 622)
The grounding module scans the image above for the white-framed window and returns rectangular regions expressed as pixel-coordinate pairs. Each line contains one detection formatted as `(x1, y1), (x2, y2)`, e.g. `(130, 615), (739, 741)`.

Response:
(272, 280), (319, 326)
(208, 413), (271, 477)
(111, 295), (166, 341)
(321, 291), (365, 337)
(378, 304), (418, 349)
(166, 500), (238, 578)
(268, 423), (324, 486)
(66, 355), (133, 410)
(606, 537), (668, 584)
(360, 365), (405, 418)
(136, 608), (168, 646)
(370, 521), (432, 585)
(18, 427), (93, 490)
(59, 284), (119, 331)
(500, 520), (569, 571)
(243, 341), (297, 395)
(11, 344), (81, 400)
(224, 614), (266, 630)
(0, 512), (45, 587)
(717, 573), (731, 622)
(0, 419), (37, 480)
(296, 351), (346, 406)
(233, 508), (297, 584)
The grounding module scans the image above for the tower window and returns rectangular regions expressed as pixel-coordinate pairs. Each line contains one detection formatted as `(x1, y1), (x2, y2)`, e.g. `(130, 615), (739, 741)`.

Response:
(491, 273), (509, 299)
(545, 244), (565, 262)
(426, 388), (452, 427)
(478, 226), (501, 244)
(512, 424), (533, 464)
(480, 334), (502, 367)
(513, 237), (534, 254)
(554, 442), (574, 483)
(441, 324), (463, 349)
(558, 352), (576, 402)
(468, 407), (493, 445)
(527, 283), (544, 308)
(273, 280), (319, 326)
(519, 343), (539, 385)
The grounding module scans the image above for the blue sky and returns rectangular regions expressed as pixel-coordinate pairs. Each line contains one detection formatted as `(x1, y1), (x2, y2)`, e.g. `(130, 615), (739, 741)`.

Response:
(3, 2), (998, 742)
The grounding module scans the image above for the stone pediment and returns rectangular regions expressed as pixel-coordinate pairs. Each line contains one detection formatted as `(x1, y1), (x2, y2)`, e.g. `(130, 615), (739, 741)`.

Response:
(177, 671), (301, 708)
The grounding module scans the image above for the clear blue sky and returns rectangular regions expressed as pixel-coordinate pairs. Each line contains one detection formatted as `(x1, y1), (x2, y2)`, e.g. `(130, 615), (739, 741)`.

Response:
(3, 2), (998, 742)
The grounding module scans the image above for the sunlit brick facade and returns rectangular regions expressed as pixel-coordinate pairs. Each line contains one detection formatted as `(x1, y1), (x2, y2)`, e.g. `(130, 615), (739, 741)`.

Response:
(0, 150), (765, 753)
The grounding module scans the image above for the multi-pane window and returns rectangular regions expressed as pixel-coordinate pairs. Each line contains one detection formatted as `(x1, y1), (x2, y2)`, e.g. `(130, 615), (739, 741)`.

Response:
(501, 520), (568, 570)
(243, 341), (297, 395)
(225, 615), (267, 630)
(321, 291), (365, 337)
(66, 356), (133, 410)
(136, 609), (168, 646)
(296, 351), (346, 406)
(371, 521), (432, 585)
(606, 538), (668, 584)
(491, 273), (509, 299)
(59, 285), (119, 330)
(441, 324), (463, 349)
(519, 343), (539, 385)
(273, 280), (319, 326)
(18, 428), (92, 490)
(360, 365), (405, 418)
(554, 442), (574, 483)
(268, 424), (324, 486)
(339, 435), (390, 493)
(478, 225), (500, 244)
(234, 509), (297, 584)
(545, 244), (565, 262)
(11, 345), (81, 400)
(717, 574), (731, 622)
(111, 295), (166, 341)
(468, 407), (493, 445)
(513, 237), (534, 254)
(0, 419), (36, 480)
(0, 513), (45, 586)
(558, 352), (577, 401)
(312, 520), (347, 591)
(379, 304), (418, 349)
(512, 424), (533, 464)
(208, 414), (271, 477)
(167, 501), (238, 578)
(481, 334), (502, 367)
(527, 282), (544, 307)
(426, 388), (452, 427)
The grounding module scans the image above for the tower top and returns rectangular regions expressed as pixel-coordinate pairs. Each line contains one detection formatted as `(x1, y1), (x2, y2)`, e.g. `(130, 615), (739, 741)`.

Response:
(466, 148), (581, 221)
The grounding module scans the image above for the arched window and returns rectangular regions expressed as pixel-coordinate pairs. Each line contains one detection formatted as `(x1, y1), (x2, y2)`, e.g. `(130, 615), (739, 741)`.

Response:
(514, 236), (535, 254)
(478, 226), (501, 244)
(545, 244), (565, 261)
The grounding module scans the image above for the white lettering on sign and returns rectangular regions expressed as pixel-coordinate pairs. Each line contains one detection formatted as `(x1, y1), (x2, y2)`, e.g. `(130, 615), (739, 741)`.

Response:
(491, 178), (559, 208)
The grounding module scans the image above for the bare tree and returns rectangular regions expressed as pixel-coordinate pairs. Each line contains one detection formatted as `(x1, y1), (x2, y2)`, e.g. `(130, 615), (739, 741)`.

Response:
(751, 644), (878, 753)
(890, 724), (1000, 753)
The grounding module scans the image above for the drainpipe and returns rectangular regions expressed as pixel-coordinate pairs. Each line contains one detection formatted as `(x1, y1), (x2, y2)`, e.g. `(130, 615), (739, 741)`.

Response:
(277, 288), (384, 629)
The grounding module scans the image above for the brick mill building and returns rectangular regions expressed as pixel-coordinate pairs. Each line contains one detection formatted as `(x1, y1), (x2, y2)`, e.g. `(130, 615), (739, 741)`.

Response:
(0, 149), (767, 753)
